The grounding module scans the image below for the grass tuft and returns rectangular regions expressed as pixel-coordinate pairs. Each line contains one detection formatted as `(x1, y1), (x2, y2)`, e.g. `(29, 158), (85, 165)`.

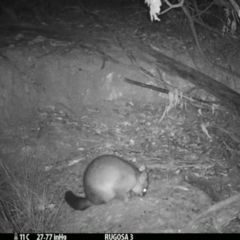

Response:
(0, 158), (60, 233)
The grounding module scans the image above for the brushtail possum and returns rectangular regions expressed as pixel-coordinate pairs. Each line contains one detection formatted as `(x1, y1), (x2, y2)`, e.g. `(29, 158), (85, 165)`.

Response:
(65, 155), (148, 210)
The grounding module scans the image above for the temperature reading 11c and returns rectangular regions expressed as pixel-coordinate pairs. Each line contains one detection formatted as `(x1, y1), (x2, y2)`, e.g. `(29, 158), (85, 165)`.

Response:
(19, 234), (29, 240)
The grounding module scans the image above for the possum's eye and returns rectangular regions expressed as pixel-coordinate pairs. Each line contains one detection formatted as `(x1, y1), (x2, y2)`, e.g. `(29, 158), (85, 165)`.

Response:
(142, 188), (147, 196)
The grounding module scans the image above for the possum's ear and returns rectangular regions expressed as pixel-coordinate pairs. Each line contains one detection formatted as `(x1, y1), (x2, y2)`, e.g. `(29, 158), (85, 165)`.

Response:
(139, 165), (146, 172)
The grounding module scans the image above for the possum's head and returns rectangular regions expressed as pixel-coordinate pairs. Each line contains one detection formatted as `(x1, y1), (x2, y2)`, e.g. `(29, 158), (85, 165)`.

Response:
(132, 165), (148, 196)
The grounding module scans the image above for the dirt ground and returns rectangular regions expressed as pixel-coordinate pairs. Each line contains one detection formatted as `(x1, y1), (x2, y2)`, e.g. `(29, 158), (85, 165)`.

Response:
(0, 1), (240, 233)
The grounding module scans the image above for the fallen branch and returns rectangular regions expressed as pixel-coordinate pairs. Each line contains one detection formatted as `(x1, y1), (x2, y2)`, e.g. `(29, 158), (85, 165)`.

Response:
(183, 193), (240, 232)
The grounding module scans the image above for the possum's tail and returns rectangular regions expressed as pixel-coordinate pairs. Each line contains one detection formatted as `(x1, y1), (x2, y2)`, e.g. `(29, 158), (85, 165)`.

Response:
(65, 191), (92, 211)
